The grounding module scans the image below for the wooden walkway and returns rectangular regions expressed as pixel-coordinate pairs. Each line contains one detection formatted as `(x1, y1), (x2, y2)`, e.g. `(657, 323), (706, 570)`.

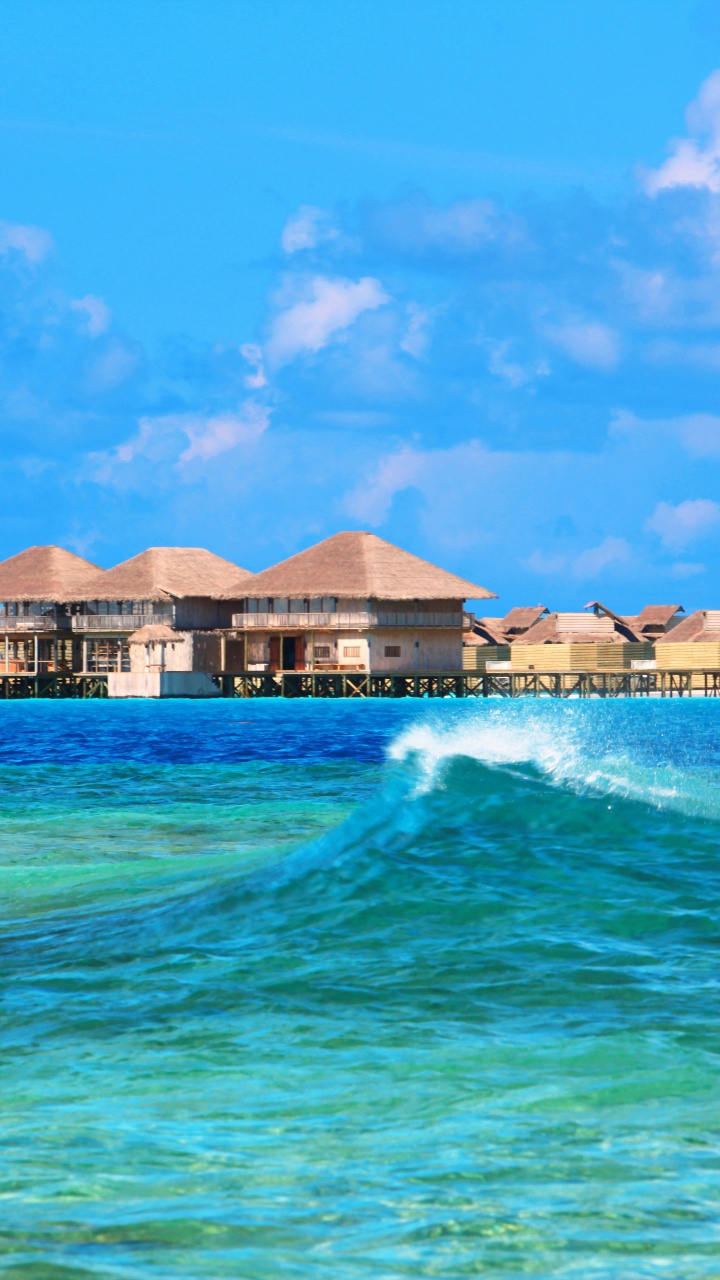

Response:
(0, 670), (719, 699)
(0, 674), (108, 698)
(217, 670), (720, 698)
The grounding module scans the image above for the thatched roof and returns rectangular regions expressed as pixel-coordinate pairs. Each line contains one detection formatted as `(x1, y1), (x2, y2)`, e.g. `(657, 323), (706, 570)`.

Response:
(0, 545), (102, 601)
(501, 606), (549, 634)
(226, 531), (495, 602)
(68, 547), (252, 602)
(655, 611), (720, 644)
(464, 617), (507, 646)
(630, 604), (684, 634)
(513, 611), (641, 645)
(128, 624), (183, 644)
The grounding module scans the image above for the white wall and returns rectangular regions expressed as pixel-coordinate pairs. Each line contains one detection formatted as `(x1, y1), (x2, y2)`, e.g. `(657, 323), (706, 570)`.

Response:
(368, 629), (463, 671)
(109, 672), (220, 698)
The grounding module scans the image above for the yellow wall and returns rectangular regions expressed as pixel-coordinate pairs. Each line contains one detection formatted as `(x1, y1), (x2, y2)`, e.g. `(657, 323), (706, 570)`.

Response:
(463, 645), (510, 671)
(655, 643), (720, 670)
(511, 642), (652, 672)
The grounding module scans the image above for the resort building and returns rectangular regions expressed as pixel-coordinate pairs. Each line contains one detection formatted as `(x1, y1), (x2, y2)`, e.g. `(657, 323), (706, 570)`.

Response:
(0, 545), (102, 673)
(108, 623), (224, 698)
(510, 604), (653, 672)
(624, 604), (685, 641)
(67, 547), (252, 673)
(227, 531), (494, 673)
(462, 606), (549, 671)
(655, 611), (720, 678)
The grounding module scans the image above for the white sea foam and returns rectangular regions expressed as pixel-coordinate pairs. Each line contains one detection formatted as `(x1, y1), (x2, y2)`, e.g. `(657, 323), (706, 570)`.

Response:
(388, 706), (719, 819)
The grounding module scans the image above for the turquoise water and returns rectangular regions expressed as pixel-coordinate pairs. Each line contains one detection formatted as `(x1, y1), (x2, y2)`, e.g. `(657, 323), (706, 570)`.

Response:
(3, 699), (720, 1277)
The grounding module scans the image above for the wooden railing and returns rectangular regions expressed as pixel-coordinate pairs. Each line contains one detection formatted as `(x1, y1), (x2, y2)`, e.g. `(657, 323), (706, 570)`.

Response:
(0, 616), (69, 631)
(72, 614), (171, 631)
(234, 611), (464, 629)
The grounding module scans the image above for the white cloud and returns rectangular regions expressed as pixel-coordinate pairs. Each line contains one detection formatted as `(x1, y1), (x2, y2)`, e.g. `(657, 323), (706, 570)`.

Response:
(179, 402), (271, 463)
(71, 295), (111, 337)
(611, 409), (720, 458)
(571, 536), (630, 579)
(281, 205), (340, 254)
(545, 320), (620, 370)
(91, 399), (271, 481)
(345, 444), (424, 523)
(646, 498), (720, 550)
(370, 195), (522, 255)
(399, 303), (432, 358)
(487, 339), (550, 388)
(523, 548), (567, 575)
(524, 536), (630, 580)
(645, 70), (720, 195)
(317, 410), (394, 427)
(670, 561), (705, 578)
(0, 221), (53, 263)
(240, 342), (267, 389)
(84, 340), (140, 392)
(266, 275), (390, 366)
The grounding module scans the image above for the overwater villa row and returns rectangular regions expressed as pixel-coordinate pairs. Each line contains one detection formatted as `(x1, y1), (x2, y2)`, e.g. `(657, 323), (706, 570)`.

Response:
(0, 535), (717, 696)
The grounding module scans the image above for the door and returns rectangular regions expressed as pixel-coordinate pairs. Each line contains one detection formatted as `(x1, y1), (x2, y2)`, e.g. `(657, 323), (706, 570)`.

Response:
(282, 636), (296, 670)
(269, 635), (281, 672)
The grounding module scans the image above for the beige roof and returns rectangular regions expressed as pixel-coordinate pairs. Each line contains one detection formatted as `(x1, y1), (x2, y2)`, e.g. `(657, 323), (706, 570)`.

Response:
(69, 547), (252, 602)
(501, 606), (549, 634)
(513, 612), (641, 645)
(226, 531), (495, 602)
(630, 604), (684, 633)
(0, 545), (102, 601)
(655, 610), (720, 644)
(128, 624), (183, 644)
(466, 617), (508, 646)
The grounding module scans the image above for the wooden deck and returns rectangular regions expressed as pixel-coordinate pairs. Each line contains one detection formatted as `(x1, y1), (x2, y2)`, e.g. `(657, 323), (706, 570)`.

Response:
(216, 669), (720, 698)
(0, 669), (719, 698)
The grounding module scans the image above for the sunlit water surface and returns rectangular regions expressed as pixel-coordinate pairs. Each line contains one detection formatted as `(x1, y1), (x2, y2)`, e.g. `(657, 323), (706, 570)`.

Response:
(2, 699), (720, 1278)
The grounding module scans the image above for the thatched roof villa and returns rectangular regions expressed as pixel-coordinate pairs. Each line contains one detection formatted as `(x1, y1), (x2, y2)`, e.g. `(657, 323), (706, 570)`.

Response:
(462, 606), (549, 670)
(509, 605), (653, 672)
(654, 610), (720, 675)
(0, 545), (103, 672)
(226, 530), (494, 673)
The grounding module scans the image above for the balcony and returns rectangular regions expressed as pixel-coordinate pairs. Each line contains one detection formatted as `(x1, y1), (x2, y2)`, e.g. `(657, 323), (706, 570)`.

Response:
(72, 613), (172, 632)
(0, 615), (70, 632)
(233, 611), (464, 629)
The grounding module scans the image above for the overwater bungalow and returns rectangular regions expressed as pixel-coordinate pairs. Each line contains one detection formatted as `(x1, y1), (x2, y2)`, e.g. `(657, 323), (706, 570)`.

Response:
(624, 604), (685, 640)
(462, 606), (549, 671)
(510, 603), (653, 672)
(0, 545), (102, 673)
(67, 547), (252, 673)
(655, 611), (720, 679)
(226, 531), (495, 673)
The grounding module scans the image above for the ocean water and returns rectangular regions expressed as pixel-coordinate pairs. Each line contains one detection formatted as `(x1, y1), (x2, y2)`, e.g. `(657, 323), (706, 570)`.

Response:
(2, 699), (720, 1278)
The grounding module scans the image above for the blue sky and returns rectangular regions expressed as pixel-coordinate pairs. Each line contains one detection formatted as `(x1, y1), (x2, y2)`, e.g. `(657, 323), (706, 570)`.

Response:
(3, 1), (720, 609)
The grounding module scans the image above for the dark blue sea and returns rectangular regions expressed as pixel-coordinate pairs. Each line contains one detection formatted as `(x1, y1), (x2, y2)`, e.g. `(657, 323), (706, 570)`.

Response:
(2, 698), (720, 1278)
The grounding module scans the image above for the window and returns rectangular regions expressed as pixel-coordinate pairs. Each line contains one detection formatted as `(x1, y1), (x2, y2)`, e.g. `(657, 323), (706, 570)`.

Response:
(322, 597), (336, 613)
(289, 599), (308, 613)
(314, 645), (331, 659)
(385, 645), (401, 658)
(343, 646), (361, 659)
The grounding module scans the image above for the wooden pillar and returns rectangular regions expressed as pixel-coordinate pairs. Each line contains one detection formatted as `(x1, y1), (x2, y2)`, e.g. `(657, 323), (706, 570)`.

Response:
(4, 634), (7, 673)
(82, 637), (88, 674)
(220, 632), (226, 672)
